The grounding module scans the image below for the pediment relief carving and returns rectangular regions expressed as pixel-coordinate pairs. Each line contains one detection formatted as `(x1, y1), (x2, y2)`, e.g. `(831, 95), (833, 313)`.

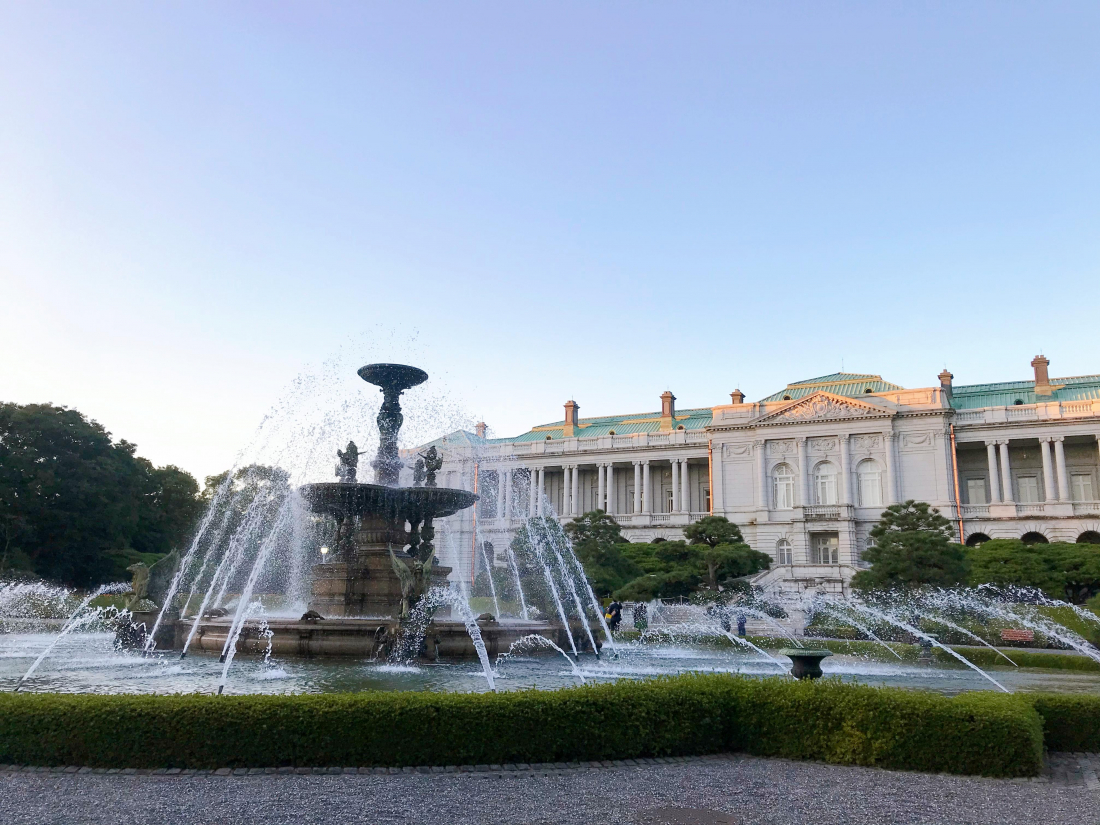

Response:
(755, 392), (891, 425)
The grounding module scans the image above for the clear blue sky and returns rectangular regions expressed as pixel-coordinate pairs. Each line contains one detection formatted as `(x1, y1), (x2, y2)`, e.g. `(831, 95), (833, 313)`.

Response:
(2, 2), (1098, 481)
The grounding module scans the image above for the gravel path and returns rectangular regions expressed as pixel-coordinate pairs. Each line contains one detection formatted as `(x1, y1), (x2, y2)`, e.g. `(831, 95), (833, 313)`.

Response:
(1, 754), (1096, 825)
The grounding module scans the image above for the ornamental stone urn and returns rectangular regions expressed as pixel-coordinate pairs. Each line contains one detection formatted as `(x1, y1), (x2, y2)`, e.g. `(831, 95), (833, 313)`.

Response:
(779, 648), (832, 680)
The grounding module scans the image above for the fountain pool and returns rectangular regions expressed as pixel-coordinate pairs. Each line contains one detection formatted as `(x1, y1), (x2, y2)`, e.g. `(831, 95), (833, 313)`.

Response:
(4, 630), (1100, 696)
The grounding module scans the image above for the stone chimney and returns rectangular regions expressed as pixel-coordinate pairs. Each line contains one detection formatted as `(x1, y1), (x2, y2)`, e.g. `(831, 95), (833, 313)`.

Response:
(475, 422), (487, 439)
(1032, 355), (1052, 396)
(563, 400), (579, 437)
(938, 369), (953, 399)
(730, 389), (745, 405)
(660, 391), (676, 431)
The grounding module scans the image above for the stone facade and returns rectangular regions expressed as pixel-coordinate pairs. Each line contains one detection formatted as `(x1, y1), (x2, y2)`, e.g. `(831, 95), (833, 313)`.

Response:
(411, 358), (1100, 596)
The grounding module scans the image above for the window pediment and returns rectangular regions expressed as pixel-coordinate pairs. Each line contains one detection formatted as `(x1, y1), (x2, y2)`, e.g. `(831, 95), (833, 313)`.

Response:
(753, 391), (892, 426)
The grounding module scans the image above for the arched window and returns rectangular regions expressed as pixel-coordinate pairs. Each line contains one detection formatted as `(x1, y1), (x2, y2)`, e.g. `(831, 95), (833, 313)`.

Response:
(772, 463), (795, 510)
(965, 532), (991, 547)
(814, 461), (838, 505)
(1021, 531), (1049, 545)
(776, 538), (793, 565)
(856, 459), (882, 508)
(1078, 531), (1100, 545)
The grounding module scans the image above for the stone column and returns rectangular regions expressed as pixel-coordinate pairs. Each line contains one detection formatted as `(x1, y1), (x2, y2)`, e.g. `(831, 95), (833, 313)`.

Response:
(642, 461), (651, 513)
(537, 467), (546, 515)
(1054, 437), (1070, 501)
(633, 462), (642, 514)
(502, 469), (511, 518)
(998, 441), (1013, 502)
(562, 466), (571, 516)
(606, 464), (616, 514)
(797, 438), (809, 507)
(755, 440), (768, 510)
(528, 468), (538, 516)
(839, 434), (852, 505)
(671, 459), (680, 513)
(883, 434), (897, 505)
(1040, 438), (1056, 502)
(597, 464), (606, 513)
(571, 464), (580, 515)
(497, 469), (506, 518)
(681, 460), (691, 512)
(985, 441), (1001, 503)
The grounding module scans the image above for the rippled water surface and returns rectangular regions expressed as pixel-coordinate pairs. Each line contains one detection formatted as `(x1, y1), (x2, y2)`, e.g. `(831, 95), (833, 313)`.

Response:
(2, 632), (1099, 696)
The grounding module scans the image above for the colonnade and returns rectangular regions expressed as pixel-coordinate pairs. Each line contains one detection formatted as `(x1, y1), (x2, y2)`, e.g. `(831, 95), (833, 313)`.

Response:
(487, 458), (699, 519)
(984, 436), (1072, 503)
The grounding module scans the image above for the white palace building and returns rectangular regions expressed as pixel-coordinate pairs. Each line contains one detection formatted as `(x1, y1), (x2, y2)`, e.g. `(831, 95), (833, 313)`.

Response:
(413, 356), (1100, 594)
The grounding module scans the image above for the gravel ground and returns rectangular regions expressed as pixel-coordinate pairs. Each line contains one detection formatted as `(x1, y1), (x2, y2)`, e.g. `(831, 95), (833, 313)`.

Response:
(1, 754), (1096, 825)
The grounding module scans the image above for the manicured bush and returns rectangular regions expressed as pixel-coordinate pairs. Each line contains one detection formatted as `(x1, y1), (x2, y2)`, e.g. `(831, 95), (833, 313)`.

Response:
(0, 675), (1043, 777)
(1030, 694), (1100, 752)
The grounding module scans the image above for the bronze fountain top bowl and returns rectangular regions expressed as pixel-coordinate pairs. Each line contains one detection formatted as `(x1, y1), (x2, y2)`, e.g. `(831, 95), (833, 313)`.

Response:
(357, 364), (428, 392)
(300, 482), (477, 522)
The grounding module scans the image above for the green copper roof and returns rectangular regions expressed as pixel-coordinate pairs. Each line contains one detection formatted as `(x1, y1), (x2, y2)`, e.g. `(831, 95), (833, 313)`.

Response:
(950, 374), (1100, 409)
(759, 373), (903, 403)
(491, 407), (714, 443)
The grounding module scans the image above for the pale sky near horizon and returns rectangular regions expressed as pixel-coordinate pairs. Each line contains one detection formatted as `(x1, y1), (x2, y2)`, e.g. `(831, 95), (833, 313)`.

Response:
(2, 2), (1099, 483)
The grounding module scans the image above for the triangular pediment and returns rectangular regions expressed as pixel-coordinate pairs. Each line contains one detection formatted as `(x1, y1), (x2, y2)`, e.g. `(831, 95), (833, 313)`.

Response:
(753, 391), (892, 425)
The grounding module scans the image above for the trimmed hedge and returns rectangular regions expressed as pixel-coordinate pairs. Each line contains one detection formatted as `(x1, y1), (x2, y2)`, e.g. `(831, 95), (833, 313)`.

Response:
(1031, 694), (1100, 752)
(0, 675), (1043, 777)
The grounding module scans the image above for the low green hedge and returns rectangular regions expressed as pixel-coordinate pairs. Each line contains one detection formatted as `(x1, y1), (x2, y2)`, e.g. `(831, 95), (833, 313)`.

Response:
(1031, 694), (1100, 752)
(0, 675), (1043, 777)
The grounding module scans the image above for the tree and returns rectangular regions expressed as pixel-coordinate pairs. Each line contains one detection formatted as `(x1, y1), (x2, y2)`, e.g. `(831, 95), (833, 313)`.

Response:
(614, 534), (770, 600)
(851, 500), (967, 591)
(683, 515), (744, 548)
(0, 402), (203, 586)
(968, 539), (1100, 604)
(564, 510), (641, 596)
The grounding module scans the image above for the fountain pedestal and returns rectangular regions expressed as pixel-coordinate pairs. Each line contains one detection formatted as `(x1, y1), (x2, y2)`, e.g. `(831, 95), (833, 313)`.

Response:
(309, 513), (452, 617)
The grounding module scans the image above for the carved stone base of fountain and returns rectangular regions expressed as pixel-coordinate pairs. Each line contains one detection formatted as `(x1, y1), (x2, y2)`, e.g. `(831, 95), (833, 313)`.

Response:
(177, 616), (596, 660)
(307, 513), (451, 618)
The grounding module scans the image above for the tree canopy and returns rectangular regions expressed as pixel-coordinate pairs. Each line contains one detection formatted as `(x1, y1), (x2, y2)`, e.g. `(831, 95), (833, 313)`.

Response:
(851, 500), (967, 591)
(0, 402), (203, 586)
(563, 510), (641, 597)
(967, 539), (1100, 604)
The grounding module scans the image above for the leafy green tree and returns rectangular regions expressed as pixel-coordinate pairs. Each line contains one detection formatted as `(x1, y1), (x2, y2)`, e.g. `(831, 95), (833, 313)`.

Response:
(968, 539), (1100, 603)
(683, 515), (744, 548)
(564, 510), (641, 596)
(0, 402), (203, 586)
(614, 534), (770, 599)
(851, 500), (967, 591)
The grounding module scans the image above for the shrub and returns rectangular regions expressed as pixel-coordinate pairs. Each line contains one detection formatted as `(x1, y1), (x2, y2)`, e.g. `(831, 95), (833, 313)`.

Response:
(1030, 694), (1100, 752)
(0, 675), (1043, 777)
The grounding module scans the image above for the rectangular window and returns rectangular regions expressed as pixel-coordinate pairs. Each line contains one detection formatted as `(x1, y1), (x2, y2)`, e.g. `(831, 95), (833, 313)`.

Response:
(665, 490), (674, 513)
(626, 486), (635, 513)
(858, 472), (882, 507)
(774, 477), (794, 510)
(815, 474), (837, 506)
(966, 478), (987, 505)
(704, 488), (711, 512)
(1017, 475), (1040, 504)
(811, 534), (839, 565)
(1072, 474), (1095, 502)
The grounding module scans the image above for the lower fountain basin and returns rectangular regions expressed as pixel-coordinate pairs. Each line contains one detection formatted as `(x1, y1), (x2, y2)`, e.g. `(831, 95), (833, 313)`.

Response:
(174, 617), (597, 660)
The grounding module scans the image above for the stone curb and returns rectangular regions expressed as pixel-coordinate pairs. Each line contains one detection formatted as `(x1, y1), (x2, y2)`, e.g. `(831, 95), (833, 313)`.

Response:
(0, 753), (1093, 785)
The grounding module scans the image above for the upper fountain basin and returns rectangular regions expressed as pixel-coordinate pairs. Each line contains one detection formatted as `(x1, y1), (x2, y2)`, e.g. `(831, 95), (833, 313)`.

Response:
(300, 482), (477, 521)
(357, 364), (428, 392)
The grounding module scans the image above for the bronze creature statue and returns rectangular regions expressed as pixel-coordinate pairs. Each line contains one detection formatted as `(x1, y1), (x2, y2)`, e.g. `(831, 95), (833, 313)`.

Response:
(422, 446), (442, 488)
(412, 457), (426, 487)
(336, 441), (359, 483)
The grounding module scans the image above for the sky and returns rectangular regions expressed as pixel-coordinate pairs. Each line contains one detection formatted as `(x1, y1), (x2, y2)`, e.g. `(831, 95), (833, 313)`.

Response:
(2, 2), (1099, 483)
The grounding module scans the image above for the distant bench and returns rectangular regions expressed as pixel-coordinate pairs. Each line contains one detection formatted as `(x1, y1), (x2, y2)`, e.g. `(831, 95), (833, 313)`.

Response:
(1000, 629), (1036, 643)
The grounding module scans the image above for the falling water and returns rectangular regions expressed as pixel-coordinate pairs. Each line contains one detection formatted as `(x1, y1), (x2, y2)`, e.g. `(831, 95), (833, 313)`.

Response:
(504, 543), (529, 620)
(477, 534), (501, 619)
(815, 603), (902, 660)
(451, 592), (496, 691)
(16, 582), (128, 690)
(525, 513), (579, 657)
(847, 601), (1010, 693)
(497, 634), (585, 683)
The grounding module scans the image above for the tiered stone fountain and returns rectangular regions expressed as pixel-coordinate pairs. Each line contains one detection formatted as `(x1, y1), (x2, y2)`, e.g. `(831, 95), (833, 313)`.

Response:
(182, 364), (579, 661)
